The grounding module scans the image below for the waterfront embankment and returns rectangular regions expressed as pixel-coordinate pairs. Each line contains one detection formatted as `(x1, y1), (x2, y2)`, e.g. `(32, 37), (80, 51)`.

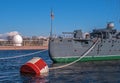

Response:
(0, 46), (48, 50)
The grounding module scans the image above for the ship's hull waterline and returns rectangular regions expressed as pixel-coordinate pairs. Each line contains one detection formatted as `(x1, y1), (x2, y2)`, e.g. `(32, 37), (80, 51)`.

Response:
(51, 55), (120, 63)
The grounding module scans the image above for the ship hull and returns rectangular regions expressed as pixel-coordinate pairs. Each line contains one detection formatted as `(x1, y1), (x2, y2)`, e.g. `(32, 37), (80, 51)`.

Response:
(49, 38), (120, 63)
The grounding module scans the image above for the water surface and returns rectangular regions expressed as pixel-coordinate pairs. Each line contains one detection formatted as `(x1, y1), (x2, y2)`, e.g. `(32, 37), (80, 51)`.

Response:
(0, 50), (120, 83)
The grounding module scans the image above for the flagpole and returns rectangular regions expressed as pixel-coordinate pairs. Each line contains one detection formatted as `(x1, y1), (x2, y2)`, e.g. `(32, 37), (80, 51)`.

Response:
(50, 14), (53, 37)
(50, 9), (54, 38)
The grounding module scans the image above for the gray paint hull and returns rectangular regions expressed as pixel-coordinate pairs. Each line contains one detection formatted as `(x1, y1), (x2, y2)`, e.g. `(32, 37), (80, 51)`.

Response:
(49, 38), (120, 59)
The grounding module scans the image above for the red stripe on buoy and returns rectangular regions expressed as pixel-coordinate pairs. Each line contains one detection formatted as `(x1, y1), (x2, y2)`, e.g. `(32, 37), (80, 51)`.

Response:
(35, 59), (46, 70)
(20, 63), (40, 75)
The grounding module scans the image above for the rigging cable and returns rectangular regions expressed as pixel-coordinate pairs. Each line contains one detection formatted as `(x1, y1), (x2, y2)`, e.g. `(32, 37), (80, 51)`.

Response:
(0, 50), (47, 60)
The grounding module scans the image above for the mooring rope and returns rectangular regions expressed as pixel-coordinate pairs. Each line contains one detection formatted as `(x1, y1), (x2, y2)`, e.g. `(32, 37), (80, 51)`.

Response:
(0, 50), (48, 60)
(49, 38), (99, 70)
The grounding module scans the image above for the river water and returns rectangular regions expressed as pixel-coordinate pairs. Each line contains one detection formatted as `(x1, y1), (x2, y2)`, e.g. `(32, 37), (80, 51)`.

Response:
(0, 50), (120, 83)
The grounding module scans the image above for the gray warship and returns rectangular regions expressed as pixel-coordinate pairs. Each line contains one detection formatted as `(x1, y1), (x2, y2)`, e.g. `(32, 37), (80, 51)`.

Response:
(49, 22), (120, 63)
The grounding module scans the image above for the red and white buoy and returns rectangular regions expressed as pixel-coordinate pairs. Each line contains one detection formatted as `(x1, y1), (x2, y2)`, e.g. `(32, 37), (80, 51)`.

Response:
(20, 57), (49, 76)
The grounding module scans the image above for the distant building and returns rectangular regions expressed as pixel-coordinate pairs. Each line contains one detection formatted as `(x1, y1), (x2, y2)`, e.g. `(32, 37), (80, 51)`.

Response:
(0, 31), (48, 46)
(13, 35), (23, 46)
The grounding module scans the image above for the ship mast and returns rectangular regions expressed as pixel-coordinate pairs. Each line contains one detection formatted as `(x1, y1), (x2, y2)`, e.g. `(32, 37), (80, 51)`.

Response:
(50, 9), (54, 38)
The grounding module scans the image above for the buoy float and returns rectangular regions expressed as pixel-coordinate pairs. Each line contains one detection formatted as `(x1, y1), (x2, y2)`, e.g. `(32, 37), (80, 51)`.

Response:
(20, 57), (49, 76)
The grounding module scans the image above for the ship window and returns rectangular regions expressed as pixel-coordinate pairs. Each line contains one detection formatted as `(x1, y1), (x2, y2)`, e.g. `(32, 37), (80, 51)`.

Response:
(74, 49), (77, 52)
(60, 40), (62, 42)
(108, 41), (111, 43)
(85, 41), (88, 44)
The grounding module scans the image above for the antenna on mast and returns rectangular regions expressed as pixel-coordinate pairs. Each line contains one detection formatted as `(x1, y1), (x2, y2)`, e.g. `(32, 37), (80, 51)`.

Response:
(50, 9), (54, 38)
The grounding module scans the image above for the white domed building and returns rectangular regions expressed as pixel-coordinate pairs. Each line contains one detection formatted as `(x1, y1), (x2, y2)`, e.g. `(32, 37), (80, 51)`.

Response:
(13, 34), (23, 46)
(107, 22), (114, 29)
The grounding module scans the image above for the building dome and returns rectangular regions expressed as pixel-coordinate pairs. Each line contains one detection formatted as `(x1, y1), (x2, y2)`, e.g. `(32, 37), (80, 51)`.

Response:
(13, 34), (23, 46)
(107, 22), (114, 29)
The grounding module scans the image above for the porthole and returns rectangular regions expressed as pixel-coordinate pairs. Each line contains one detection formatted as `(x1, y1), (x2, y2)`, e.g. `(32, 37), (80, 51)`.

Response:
(85, 41), (88, 44)
(108, 41), (111, 43)
(60, 40), (62, 42)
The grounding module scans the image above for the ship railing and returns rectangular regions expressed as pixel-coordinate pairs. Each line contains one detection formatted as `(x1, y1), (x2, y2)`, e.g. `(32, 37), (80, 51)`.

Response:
(51, 34), (73, 39)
